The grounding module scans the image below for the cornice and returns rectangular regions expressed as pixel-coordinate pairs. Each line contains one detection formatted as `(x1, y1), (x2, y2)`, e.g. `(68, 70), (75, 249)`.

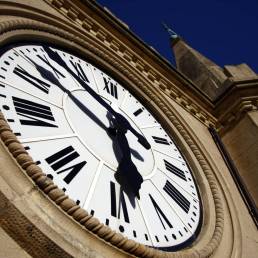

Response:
(42, 0), (217, 128)
(213, 80), (258, 135)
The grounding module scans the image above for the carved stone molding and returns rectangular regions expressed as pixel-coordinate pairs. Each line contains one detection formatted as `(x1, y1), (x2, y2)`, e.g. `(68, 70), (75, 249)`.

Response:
(0, 14), (224, 257)
(44, 0), (217, 127)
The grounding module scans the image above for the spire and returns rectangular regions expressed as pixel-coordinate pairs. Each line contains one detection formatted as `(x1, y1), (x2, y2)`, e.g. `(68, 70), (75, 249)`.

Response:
(162, 24), (227, 100)
(162, 22), (179, 42)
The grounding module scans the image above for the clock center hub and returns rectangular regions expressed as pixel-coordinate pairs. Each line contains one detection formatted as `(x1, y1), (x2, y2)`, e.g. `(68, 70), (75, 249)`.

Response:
(64, 89), (155, 177)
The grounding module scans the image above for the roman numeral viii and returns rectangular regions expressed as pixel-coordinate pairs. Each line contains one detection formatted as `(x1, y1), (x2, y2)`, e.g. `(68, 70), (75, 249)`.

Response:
(110, 181), (130, 223)
(13, 97), (57, 127)
(13, 65), (51, 94)
(103, 77), (118, 99)
(45, 146), (87, 184)
(163, 180), (190, 213)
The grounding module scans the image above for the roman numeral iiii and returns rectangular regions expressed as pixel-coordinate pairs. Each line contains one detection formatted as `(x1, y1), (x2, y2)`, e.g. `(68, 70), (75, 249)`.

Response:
(163, 180), (190, 213)
(13, 96), (57, 127)
(45, 145), (87, 184)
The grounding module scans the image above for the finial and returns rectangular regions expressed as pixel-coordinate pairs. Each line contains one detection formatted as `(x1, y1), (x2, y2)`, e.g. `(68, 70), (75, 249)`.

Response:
(162, 22), (179, 40)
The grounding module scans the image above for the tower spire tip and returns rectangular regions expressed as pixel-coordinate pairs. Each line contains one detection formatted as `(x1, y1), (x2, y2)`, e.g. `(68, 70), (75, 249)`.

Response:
(162, 22), (179, 40)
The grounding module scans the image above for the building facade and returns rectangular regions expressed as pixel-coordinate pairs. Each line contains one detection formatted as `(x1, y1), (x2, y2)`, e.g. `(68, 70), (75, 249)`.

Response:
(0, 1), (257, 257)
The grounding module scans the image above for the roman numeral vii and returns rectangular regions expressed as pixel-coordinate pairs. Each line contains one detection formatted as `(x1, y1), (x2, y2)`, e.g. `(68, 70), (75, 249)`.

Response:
(45, 145), (87, 184)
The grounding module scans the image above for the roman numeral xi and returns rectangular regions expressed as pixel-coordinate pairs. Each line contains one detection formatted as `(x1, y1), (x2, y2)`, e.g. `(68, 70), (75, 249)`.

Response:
(103, 77), (118, 99)
(13, 97), (57, 127)
(45, 145), (87, 184)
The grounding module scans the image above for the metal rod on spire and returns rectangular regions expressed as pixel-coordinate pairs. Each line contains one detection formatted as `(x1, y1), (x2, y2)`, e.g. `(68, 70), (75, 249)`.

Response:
(162, 22), (179, 40)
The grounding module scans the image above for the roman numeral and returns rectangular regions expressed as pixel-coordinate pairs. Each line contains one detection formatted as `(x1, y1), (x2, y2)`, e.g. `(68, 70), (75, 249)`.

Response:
(163, 180), (190, 213)
(164, 160), (186, 181)
(152, 136), (170, 145)
(133, 108), (143, 116)
(12, 96), (57, 127)
(37, 54), (65, 79)
(70, 60), (89, 82)
(110, 181), (130, 223)
(149, 194), (172, 230)
(13, 65), (51, 94)
(45, 145), (87, 184)
(103, 78), (118, 99)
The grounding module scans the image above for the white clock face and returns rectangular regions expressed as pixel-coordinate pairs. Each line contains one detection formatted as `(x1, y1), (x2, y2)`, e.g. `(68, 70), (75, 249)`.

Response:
(0, 44), (201, 250)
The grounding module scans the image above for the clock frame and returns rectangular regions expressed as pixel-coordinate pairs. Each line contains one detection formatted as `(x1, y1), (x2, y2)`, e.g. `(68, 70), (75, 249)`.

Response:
(0, 3), (227, 257)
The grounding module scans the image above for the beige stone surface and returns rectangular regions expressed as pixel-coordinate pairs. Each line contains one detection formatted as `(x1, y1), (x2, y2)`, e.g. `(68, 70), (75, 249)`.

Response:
(0, 227), (32, 258)
(222, 111), (258, 207)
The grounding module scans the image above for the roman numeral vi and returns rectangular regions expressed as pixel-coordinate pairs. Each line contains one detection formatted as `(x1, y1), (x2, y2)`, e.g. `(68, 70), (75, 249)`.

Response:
(110, 181), (130, 223)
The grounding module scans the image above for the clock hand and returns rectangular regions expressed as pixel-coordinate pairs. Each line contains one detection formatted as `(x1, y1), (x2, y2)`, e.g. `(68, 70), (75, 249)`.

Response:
(43, 46), (151, 150)
(26, 56), (108, 132)
(115, 128), (143, 199)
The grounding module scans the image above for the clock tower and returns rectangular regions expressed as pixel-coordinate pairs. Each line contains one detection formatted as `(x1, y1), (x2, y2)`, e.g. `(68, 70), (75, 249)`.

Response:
(0, 1), (257, 258)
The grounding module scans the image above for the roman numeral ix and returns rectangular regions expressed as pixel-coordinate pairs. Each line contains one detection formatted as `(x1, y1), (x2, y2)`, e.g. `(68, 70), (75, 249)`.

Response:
(163, 180), (190, 213)
(103, 77), (118, 99)
(45, 145), (87, 184)
(13, 65), (51, 94)
(13, 96), (57, 127)
(110, 181), (130, 223)
(164, 159), (186, 181)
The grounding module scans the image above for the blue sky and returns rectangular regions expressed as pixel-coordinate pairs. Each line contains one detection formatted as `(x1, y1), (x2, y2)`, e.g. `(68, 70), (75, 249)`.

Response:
(97, 0), (258, 72)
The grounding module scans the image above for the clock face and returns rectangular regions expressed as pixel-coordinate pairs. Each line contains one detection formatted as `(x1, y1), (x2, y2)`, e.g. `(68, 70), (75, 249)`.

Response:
(0, 44), (201, 250)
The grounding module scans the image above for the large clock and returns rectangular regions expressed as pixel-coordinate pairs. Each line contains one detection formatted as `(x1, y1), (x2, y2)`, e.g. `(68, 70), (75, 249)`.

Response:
(0, 44), (201, 251)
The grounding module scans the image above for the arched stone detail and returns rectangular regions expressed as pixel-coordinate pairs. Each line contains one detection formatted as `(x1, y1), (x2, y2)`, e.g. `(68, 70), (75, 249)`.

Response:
(0, 15), (225, 258)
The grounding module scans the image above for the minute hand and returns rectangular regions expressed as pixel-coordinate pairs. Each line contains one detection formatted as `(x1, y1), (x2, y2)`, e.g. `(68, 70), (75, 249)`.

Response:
(43, 46), (151, 150)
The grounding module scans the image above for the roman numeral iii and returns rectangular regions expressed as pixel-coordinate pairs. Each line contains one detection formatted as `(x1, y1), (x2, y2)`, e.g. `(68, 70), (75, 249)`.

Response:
(45, 145), (87, 184)
(164, 159), (186, 181)
(103, 77), (118, 99)
(13, 96), (58, 127)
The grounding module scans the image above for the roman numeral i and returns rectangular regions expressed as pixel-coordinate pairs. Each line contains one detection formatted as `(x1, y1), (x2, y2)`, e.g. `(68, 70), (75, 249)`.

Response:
(13, 96), (57, 127)
(45, 145), (87, 184)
